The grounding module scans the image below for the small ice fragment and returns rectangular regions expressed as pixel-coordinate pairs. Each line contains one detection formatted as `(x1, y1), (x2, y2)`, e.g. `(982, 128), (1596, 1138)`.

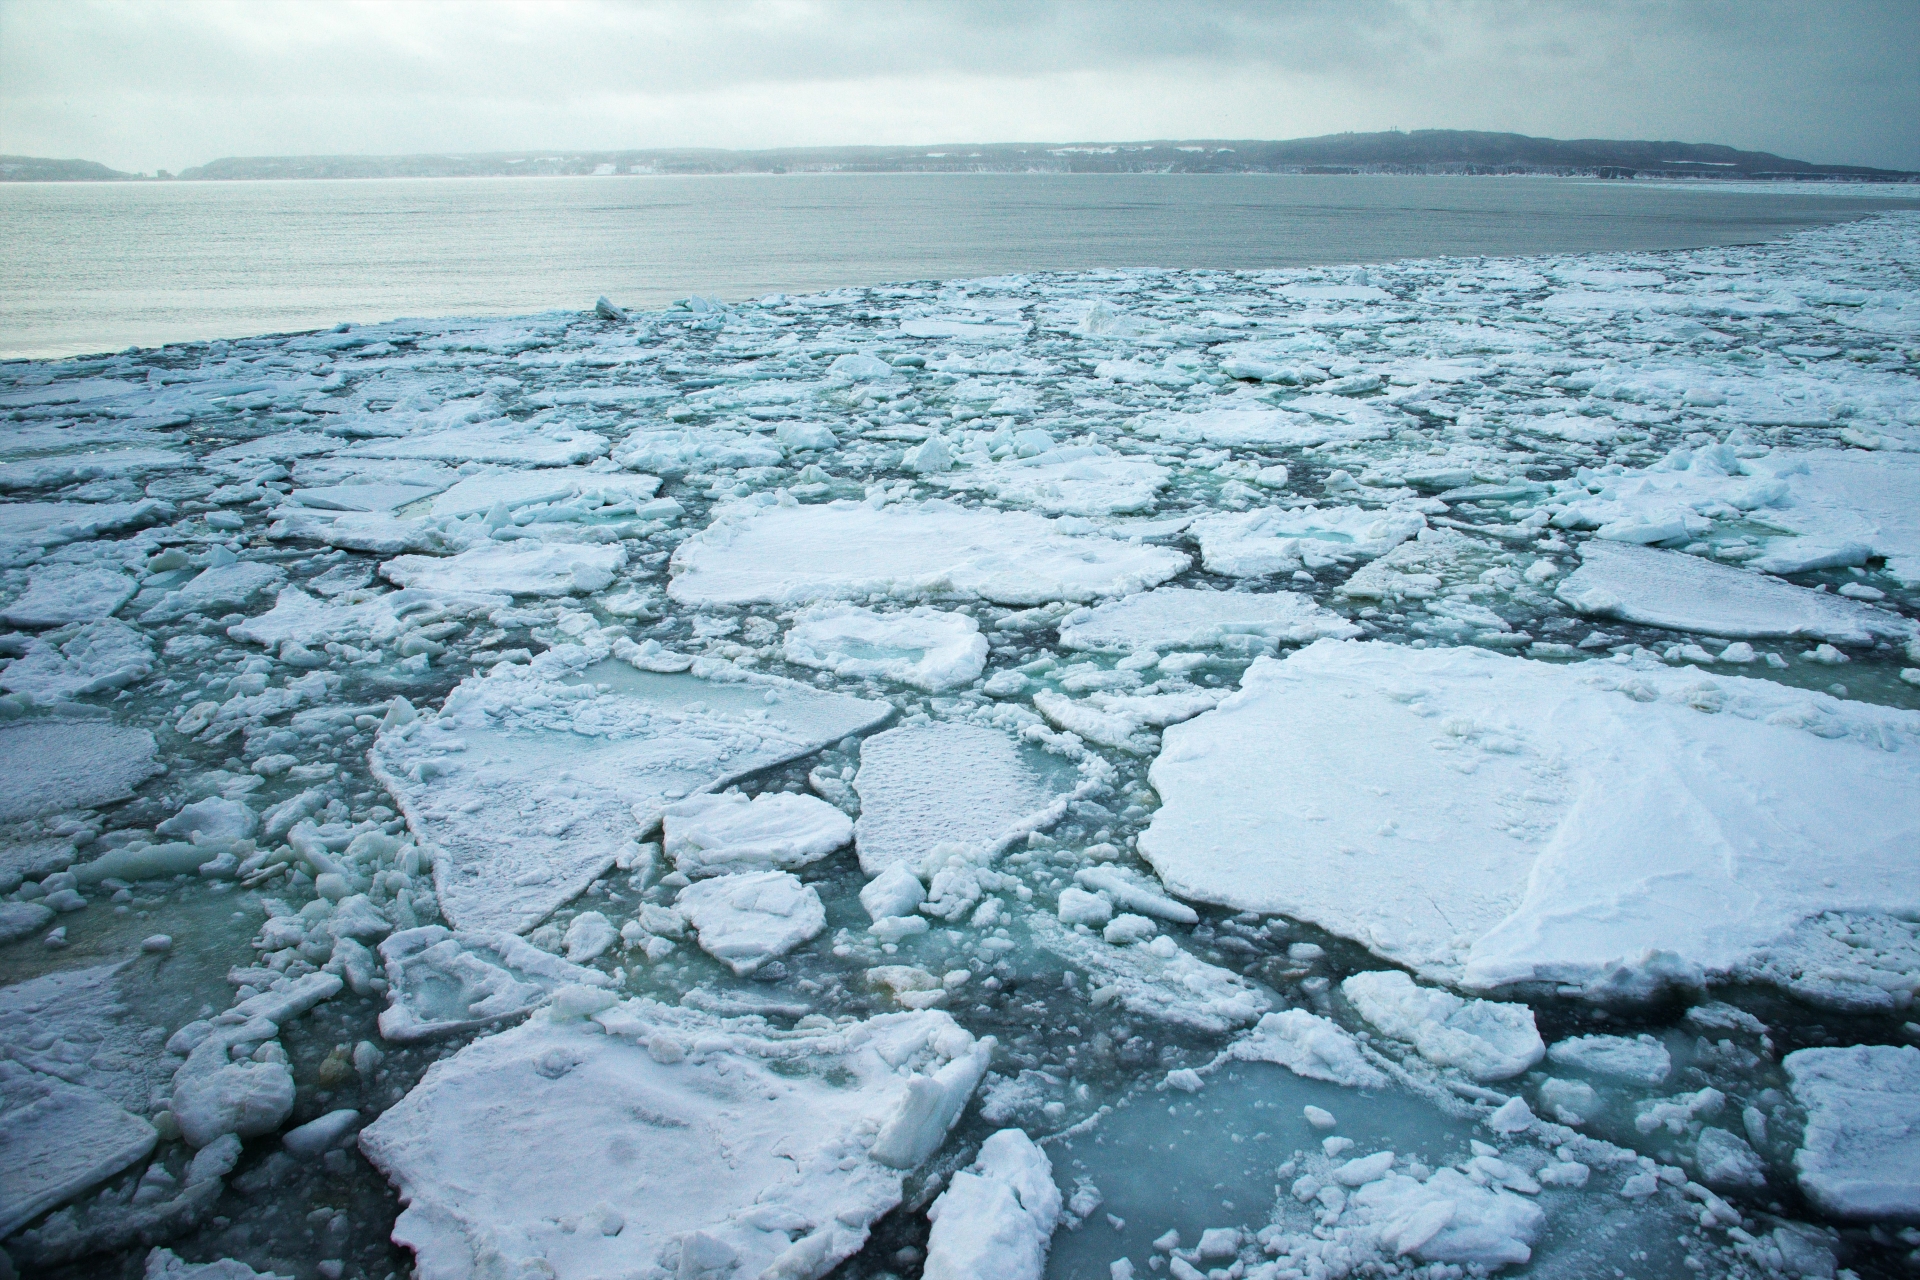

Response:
(1304, 1105), (1336, 1130)
(283, 1108), (362, 1156)
(1487, 1096), (1534, 1134)
(1162, 1068), (1204, 1094)
(922, 1129), (1060, 1280)
(675, 871), (826, 975)
(860, 863), (927, 921)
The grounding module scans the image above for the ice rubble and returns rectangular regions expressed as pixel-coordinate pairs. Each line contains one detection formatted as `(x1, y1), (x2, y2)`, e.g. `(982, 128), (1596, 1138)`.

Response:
(1558, 541), (1913, 644)
(663, 791), (852, 877)
(376, 926), (615, 1042)
(372, 650), (888, 933)
(1141, 640), (1920, 996)
(358, 1000), (991, 1280)
(782, 604), (989, 691)
(668, 499), (1188, 607)
(1190, 505), (1426, 578)
(923, 1128), (1061, 1280)
(1339, 971), (1544, 1082)
(851, 722), (1071, 875)
(1784, 1044), (1920, 1219)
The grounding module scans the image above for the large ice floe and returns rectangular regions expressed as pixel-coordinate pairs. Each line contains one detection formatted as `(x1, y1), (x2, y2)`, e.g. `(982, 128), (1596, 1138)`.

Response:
(5, 209), (1920, 1277)
(1142, 639), (1920, 995)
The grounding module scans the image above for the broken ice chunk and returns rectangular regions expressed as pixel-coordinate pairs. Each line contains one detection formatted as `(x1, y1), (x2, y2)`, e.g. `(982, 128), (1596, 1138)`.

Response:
(668, 499), (1188, 607)
(1031, 915), (1267, 1035)
(923, 1129), (1061, 1280)
(1139, 640), (1920, 998)
(358, 1000), (988, 1280)
(930, 446), (1169, 517)
(664, 791), (853, 877)
(1190, 505), (1425, 578)
(1057, 586), (1358, 654)
(0, 619), (154, 701)
(783, 604), (989, 692)
(860, 863), (927, 922)
(380, 541), (623, 597)
(1784, 1043), (1920, 1219)
(0, 720), (158, 823)
(1223, 1010), (1386, 1088)
(853, 722), (1070, 875)
(675, 870), (827, 975)
(1346, 1167), (1544, 1267)
(0, 1061), (157, 1238)
(1545, 1034), (1671, 1085)
(1557, 541), (1912, 645)
(1340, 971), (1543, 1082)
(0, 564), (137, 628)
(370, 655), (887, 934)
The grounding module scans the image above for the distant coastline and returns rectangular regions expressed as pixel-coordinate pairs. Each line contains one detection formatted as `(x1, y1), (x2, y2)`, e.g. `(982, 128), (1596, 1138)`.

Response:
(7, 129), (1916, 184)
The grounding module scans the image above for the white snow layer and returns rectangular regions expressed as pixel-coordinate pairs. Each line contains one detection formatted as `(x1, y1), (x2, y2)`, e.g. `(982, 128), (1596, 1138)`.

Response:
(663, 791), (852, 877)
(379, 541), (624, 597)
(371, 650), (888, 933)
(782, 604), (989, 691)
(1339, 971), (1544, 1082)
(1784, 1043), (1920, 1219)
(852, 722), (1069, 875)
(668, 498), (1187, 607)
(357, 999), (991, 1280)
(1057, 586), (1360, 655)
(1140, 640), (1920, 997)
(923, 1128), (1061, 1280)
(674, 870), (827, 974)
(1557, 541), (1913, 644)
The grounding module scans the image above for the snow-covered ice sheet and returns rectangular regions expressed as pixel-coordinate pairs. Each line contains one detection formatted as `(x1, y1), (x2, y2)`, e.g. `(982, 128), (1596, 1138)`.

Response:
(1057, 586), (1360, 654)
(782, 604), (988, 691)
(0, 1061), (158, 1238)
(852, 722), (1072, 875)
(1191, 505), (1426, 577)
(662, 791), (852, 877)
(930, 445), (1169, 516)
(1, 565), (137, 627)
(1340, 970), (1544, 1082)
(379, 541), (623, 597)
(372, 652), (889, 933)
(376, 925), (615, 1042)
(0, 719), (159, 822)
(1141, 640), (1920, 996)
(922, 1129), (1060, 1280)
(1784, 1044), (1920, 1219)
(674, 869), (827, 974)
(357, 1000), (990, 1280)
(1558, 541), (1913, 644)
(669, 498), (1187, 607)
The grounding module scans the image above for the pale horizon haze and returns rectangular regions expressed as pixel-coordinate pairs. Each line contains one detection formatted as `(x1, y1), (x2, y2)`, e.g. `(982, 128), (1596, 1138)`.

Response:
(1, 0), (1917, 176)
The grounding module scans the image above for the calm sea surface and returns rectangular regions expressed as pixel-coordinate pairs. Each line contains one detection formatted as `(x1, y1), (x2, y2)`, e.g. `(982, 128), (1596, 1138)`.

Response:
(3, 173), (1916, 359)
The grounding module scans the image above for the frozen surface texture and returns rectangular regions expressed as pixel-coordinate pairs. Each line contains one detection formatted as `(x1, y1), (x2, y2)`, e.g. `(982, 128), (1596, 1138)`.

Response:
(4, 210), (1920, 1277)
(1142, 640), (1920, 996)
(1785, 1044), (1920, 1219)
(358, 1001), (988, 1280)
(852, 722), (1071, 875)
(668, 499), (1188, 607)
(371, 650), (888, 933)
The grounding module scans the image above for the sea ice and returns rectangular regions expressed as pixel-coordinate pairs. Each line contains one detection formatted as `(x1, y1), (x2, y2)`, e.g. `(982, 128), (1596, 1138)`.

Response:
(1339, 971), (1544, 1082)
(1220, 1009), (1387, 1089)
(923, 1129), (1061, 1280)
(358, 1000), (990, 1280)
(663, 791), (853, 877)
(1557, 541), (1913, 644)
(376, 926), (616, 1042)
(1784, 1043), (1920, 1219)
(1344, 1167), (1546, 1267)
(371, 651), (888, 933)
(1, 565), (137, 627)
(340, 422), (608, 466)
(1137, 401), (1392, 449)
(1140, 640), (1920, 997)
(931, 445), (1169, 516)
(0, 619), (154, 701)
(852, 722), (1069, 875)
(0, 1061), (157, 1238)
(1031, 915), (1268, 1035)
(1057, 586), (1360, 655)
(1546, 1034), (1672, 1085)
(669, 498), (1188, 607)
(1190, 505), (1426, 577)
(675, 870), (827, 974)
(0, 719), (159, 822)
(379, 541), (624, 597)
(782, 604), (989, 691)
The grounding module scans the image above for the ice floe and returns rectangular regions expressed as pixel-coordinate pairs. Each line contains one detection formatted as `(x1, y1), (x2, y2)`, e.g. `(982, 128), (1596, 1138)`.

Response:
(358, 1000), (990, 1280)
(923, 1128), (1060, 1280)
(852, 722), (1072, 875)
(1141, 640), (1920, 997)
(371, 651), (888, 933)
(1190, 505), (1426, 577)
(674, 869), (827, 974)
(669, 498), (1187, 607)
(663, 791), (852, 877)
(1784, 1044), (1920, 1219)
(782, 604), (989, 691)
(1057, 586), (1360, 655)
(376, 925), (615, 1041)
(0, 719), (158, 822)
(379, 541), (624, 597)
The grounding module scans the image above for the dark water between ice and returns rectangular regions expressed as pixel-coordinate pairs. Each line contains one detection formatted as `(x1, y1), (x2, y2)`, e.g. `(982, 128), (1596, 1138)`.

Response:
(3, 173), (1917, 359)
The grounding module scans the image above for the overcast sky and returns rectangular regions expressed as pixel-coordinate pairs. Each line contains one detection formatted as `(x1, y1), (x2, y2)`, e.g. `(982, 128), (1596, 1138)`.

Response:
(3, 0), (1915, 174)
